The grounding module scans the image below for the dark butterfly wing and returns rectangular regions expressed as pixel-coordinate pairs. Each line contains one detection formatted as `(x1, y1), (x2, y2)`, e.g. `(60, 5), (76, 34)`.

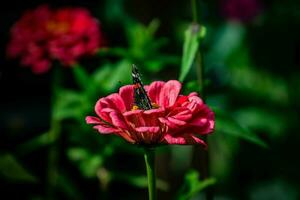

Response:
(132, 64), (152, 110)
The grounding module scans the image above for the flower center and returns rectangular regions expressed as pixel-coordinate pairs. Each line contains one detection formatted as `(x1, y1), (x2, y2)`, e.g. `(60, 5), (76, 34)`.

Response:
(131, 102), (159, 111)
(47, 21), (70, 34)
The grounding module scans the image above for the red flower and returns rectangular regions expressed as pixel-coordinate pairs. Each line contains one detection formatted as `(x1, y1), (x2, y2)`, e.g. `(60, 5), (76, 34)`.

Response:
(48, 7), (103, 66)
(7, 5), (52, 73)
(86, 80), (215, 147)
(220, 0), (262, 22)
(7, 5), (103, 74)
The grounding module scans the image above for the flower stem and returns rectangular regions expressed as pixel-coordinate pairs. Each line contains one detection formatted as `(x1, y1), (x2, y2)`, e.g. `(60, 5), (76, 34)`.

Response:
(46, 66), (61, 199)
(190, 1), (213, 200)
(144, 148), (157, 200)
(191, 0), (198, 23)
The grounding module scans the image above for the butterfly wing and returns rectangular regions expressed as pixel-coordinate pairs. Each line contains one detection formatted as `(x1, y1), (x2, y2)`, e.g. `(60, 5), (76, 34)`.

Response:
(132, 64), (152, 110)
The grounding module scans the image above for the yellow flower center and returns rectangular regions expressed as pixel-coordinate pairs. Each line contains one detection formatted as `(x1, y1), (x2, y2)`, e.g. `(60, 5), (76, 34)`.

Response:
(151, 102), (159, 109)
(47, 21), (70, 34)
(131, 103), (159, 111)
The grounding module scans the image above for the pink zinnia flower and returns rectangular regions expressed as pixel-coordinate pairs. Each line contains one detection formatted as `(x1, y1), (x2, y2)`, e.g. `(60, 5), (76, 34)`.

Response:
(86, 80), (214, 147)
(7, 5), (52, 73)
(48, 7), (103, 66)
(7, 5), (104, 74)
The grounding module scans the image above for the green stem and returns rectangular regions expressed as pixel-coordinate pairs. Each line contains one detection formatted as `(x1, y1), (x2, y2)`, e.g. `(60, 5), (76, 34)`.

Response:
(190, 1), (213, 200)
(191, 0), (198, 22)
(46, 66), (62, 200)
(144, 148), (157, 200)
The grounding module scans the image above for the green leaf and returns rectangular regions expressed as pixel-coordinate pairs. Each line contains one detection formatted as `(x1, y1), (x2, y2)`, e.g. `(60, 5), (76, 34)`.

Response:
(67, 148), (104, 178)
(176, 170), (216, 200)
(213, 107), (269, 148)
(53, 89), (87, 120)
(72, 64), (91, 91)
(97, 47), (129, 58)
(179, 24), (206, 82)
(234, 108), (286, 139)
(111, 172), (169, 191)
(0, 154), (37, 183)
(57, 173), (84, 199)
(205, 22), (245, 68)
(92, 60), (131, 93)
(16, 132), (50, 155)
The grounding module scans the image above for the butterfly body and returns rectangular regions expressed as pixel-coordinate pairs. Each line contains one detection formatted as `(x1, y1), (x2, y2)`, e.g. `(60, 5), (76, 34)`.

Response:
(132, 64), (152, 110)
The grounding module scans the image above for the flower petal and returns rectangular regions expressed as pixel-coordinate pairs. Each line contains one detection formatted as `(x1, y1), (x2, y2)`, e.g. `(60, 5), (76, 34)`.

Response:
(85, 116), (102, 124)
(106, 93), (126, 113)
(119, 85), (134, 111)
(134, 126), (161, 144)
(159, 80), (182, 108)
(135, 126), (160, 133)
(147, 81), (165, 104)
(109, 111), (128, 129)
(163, 134), (207, 147)
(93, 124), (118, 134)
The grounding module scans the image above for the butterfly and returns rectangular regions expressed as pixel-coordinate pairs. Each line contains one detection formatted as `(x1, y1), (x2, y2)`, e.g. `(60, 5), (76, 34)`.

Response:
(132, 64), (152, 110)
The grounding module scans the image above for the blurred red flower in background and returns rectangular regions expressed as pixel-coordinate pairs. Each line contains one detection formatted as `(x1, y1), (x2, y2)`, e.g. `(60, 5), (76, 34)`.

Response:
(86, 80), (215, 147)
(7, 5), (104, 74)
(220, 0), (262, 22)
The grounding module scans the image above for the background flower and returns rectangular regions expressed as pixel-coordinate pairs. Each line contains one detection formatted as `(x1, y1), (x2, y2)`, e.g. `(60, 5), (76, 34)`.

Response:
(6, 5), (104, 74)
(220, 0), (262, 22)
(6, 5), (52, 73)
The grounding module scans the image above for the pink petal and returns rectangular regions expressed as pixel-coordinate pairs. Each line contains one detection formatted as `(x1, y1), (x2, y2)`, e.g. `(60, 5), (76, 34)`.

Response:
(86, 116), (102, 124)
(169, 107), (192, 121)
(135, 126), (160, 133)
(106, 93), (126, 113)
(147, 81), (165, 104)
(86, 116), (116, 134)
(123, 109), (143, 117)
(119, 85), (134, 111)
(93, 125), (118, 134)
(189, 118), (208, 127)
(167, 117), (186, 127)
(143, 108), (165, 115)
(159, 80), (182, 108)
(116, 131), (136, 144)
(123, 110), (146, 127)
(159, 117), (174, 128)
(95, 93), (126, 117)
(109, 111), (128, 129)
(134, 126), (161, 144)
(187, 95), (204, 113)
(187, 106), (215, 134)
(163, 134), (207, 147)
(32, 59), (51, 74)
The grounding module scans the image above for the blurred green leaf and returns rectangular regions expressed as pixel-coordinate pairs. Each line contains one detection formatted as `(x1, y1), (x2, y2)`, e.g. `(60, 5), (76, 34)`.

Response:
(72, 64), (90, 91)
(249, 179), (298, 200)
(179, 24), (206, 82)
(57, 173), (84, 200)
(97, 47), (129, 58)
(127, 19), (164, 58)
(67, 148), (103, 178)
(53, 89), (88, 121)
(67, 148), (90, 162)
(112, 172), (169, 191)
(206, 22), (245, 68)
(16, 132), (50, 155)
(92, 60), (131, 93)
(176, 170), (216, 200)
(234, 108), (286, 139)
(227, 45), (289, 106)
(214, 108), (268, 148)
(0, 154), (37, 183)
